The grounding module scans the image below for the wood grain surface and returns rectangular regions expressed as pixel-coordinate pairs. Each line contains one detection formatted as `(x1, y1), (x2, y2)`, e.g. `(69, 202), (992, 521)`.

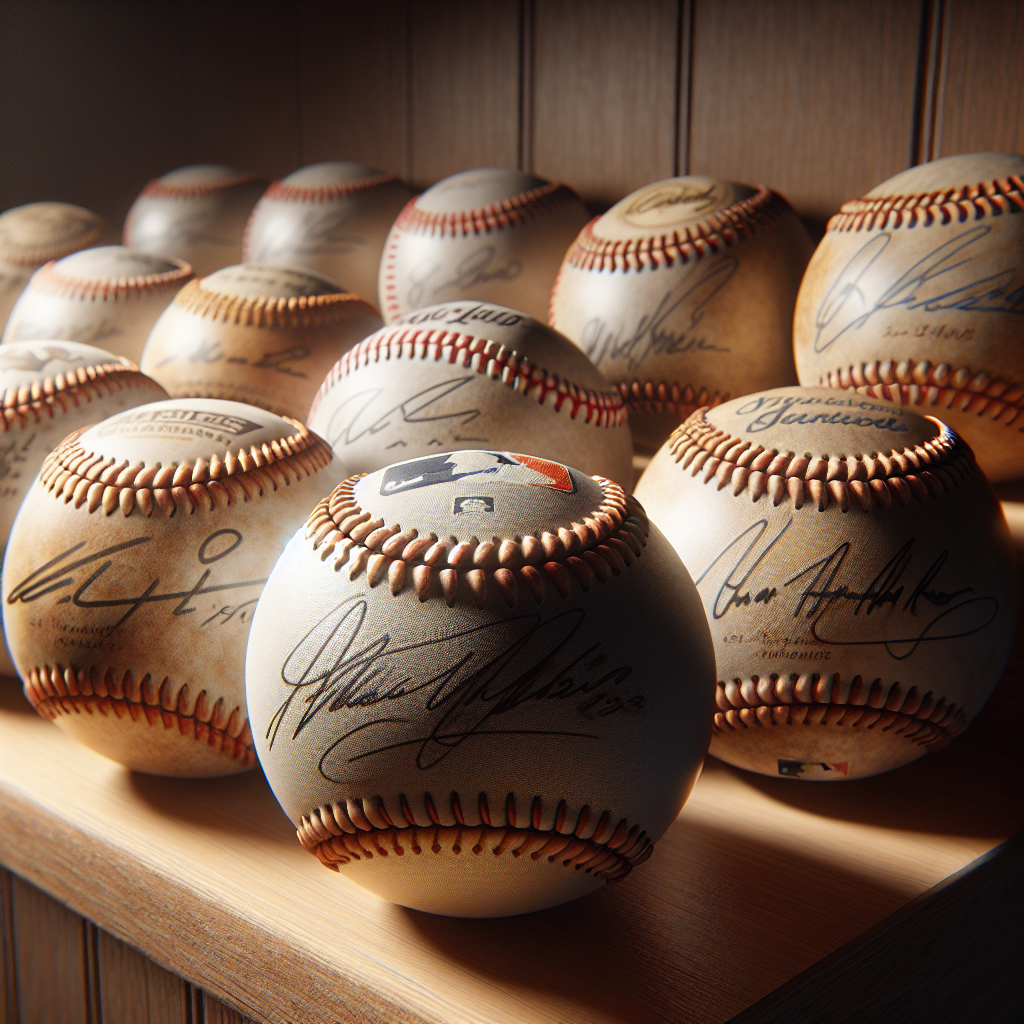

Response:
(8, 875), (91, 1024)
(298, 1), (411, 178)
(934, 0), (1024, 157)
(530, 0), (682, 206)
(407, 0), (522, 188)
(688, 0), (924, 228)
(96, 927), (190, 1024)
(0, 653), (1020, 1024)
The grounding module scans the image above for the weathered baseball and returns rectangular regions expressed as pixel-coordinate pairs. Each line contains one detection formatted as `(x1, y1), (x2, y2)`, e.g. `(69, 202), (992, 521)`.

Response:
(1, 246), (193, 364)
(243, 162), (414, 310)
(2, 397), (343, 776)
(793, 152), (1024, 482)
(0, 202), (107, 332)
(123, 165), (265, 277)
(379, 168), (590, 323)
(635, 386), (1017, 780)
(550, 176), (814, 452)
(245, 449), (715, 916)
(307, 300), (633, 487)
(140, 263), (382, 420)
(0, 341), (168, 677)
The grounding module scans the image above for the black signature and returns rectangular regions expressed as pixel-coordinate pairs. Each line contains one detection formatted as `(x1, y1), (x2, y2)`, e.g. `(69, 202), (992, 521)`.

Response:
(6, 529), (267, 632)
(697, 521), (997, 659)
(323, 376), (489, 448)
(579, 259), (736, 371)
(813, 227), (1024, 353)
(0, 432), (35, 482)
(267, 597), (642, 774)
(157, 339), (310, 377)
(407, 247), (523, 308)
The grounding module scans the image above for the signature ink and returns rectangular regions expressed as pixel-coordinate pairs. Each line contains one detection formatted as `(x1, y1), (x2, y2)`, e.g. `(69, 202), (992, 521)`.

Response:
(267, 597), (641, 774)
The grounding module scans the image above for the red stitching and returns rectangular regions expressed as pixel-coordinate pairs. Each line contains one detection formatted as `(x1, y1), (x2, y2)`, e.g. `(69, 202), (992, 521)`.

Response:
(827, 174), (1024, 232)
(310, 326), (627, 428)
(137, 172), (259, 201)
(259, 173), (400, 204)
(561, 186), (787, 273)
(392, 182), (579, 238)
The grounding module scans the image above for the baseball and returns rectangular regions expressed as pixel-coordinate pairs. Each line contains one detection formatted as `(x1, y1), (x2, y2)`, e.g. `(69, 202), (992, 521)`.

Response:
(2, 397), (344, 776)
(243, 162), (414, 310)
(793, 152), (1024, 482)
(0, 202), (106, 332)
(550, 175), (814, 452)
(0, 341), (168, 677)
(1, 246), (192, 364)
(307, 300), (634, 487)
(123, 165), (265, 277)
(379, 168), (590, 323)
(245, 449), (715, 917)
(635, 385), (1017, 780)
(140, 263), (382, 421)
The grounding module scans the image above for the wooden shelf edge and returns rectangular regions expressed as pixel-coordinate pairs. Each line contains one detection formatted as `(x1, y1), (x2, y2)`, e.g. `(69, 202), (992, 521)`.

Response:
(729, 833), (1024, 1024)
(0, 781), (432, 1024)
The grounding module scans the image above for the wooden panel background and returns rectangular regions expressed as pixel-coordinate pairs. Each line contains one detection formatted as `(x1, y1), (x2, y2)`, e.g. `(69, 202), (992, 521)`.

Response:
(2, 0), (1021, 234)
(0, 867), (256, 1024)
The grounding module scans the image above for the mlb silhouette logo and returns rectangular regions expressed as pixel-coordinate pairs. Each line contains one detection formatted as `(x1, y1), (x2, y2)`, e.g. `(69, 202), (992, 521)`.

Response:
(453, 495), (495, 514)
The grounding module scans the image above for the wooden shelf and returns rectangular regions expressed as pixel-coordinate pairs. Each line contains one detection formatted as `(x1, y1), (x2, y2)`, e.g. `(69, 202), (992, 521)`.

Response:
(1, 559), (1021, 1024)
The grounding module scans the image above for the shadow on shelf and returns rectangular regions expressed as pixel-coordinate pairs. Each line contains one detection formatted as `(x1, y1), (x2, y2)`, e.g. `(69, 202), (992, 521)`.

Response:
(400, 814), (916, 1024)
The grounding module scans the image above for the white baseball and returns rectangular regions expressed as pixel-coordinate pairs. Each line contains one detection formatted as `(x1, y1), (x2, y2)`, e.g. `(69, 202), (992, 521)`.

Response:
(123, 165), (265, 277)
(2, 397), (344, 776)
(0, 203), (106, 333)
(243, 161), (414, 310)
(1, 246), (193, 364)
(245, 449), (715, 916)
(140, 263), (382, 421)
(636, 386), (1018, 780)
(379, 168), (591, 323)
(0, 341), (169, 676)
(793, 153), (1024, 482)
(307, 300), (634, 488)
(550, 176), (813, 451)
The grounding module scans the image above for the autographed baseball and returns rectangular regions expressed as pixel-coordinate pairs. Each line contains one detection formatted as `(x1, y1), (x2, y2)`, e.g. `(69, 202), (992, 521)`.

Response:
(550, 176), (814, 451)
(140, 263), (382, 420)
(793, 152), (1024, 482)
(379, 168), (590, 323)
(635, 386), (1017, 780)
(123, 165), (264, 277)
(1, 203), (106, 332)
(245, 449), (715, 916)
(0, 341), (168, 677)
(307, 301), (633, 487)
(2, 246), (193, 364)
(243, 162), (414, 309)
(2, 397), (343, 776)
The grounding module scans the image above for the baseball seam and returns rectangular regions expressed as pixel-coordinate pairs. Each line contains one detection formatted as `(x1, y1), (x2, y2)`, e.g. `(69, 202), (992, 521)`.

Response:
(170, 277), (374, 329)
(37, 419), (334, 518)
(822, 361), (1023, 427)
(381, 183), (580, 320)
(305, 476), (648, 608)
(29, 259), (192, 301)
(618, 380), (728, 417)
(713, 675), (964, 750)
(1, 362), (165, 432)
(309, 327), (627, 429)
(558, 186), (787, 274)
(135, 172), (259, 201)
(24, 664), (255, 765)
(257, 173), (400, 205)
(297, 791), (652, 883)
(666, 407), (973, 511)
(827, 174), (1024, 232)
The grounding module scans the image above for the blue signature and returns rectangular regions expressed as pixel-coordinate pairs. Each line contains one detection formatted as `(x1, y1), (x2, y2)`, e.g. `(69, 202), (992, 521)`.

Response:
(813, 226), (1024, 353)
